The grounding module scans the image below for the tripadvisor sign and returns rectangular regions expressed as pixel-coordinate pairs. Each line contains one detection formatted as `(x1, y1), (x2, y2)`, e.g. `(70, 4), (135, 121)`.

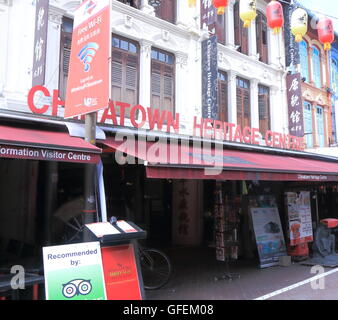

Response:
(27, 86), (305, 151)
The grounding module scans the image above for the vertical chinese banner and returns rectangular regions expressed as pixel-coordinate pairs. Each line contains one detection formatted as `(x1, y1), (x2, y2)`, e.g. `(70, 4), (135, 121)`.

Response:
(200, 0), (217, 34)
(32, 0), (49, 86)
(286, 73), (304, 137)
(201, 35), (218, 119)
(64, 0), (111, 118)
(282, 2), (300, 69)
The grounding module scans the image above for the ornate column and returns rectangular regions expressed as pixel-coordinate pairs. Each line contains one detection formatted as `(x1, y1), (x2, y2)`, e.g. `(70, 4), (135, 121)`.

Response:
(312, 103), (318, 147)
(267, 28), (279, 68)
(139, 40), (152, 108)
(45, 6), (64, 94)
(248, 20), (257, 59)
(308, 46), (314, 85)
(176, 0), (195, 29)
(228, 70), (237, 124)
(140, 0), (155, 15)
(225, 0), (236, 49)
(250, 78), (259, 129)
(269, 86), (279, 132)
(175, 51), (188, 119)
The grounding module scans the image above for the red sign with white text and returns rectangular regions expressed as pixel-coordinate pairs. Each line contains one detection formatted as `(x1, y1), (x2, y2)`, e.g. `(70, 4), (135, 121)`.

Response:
(101, 244), (142, 300)
(64, 0), (111, 118)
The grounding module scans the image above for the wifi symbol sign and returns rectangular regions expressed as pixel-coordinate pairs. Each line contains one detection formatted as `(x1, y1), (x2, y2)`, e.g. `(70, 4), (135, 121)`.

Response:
(77, 42), (99, 72)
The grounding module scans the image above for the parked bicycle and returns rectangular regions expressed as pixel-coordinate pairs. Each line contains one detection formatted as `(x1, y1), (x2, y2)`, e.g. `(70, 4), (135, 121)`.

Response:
(138, 243), (172, 290)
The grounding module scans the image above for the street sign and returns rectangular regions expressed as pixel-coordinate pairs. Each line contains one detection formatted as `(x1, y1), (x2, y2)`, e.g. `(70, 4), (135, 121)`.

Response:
(64, 0), (111, 118)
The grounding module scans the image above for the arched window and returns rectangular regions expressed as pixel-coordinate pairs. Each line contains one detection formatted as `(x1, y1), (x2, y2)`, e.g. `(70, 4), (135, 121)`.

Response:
(312, 46), (322, 88)
(256, 11), (268, 64)
(299, 40), (309, 82)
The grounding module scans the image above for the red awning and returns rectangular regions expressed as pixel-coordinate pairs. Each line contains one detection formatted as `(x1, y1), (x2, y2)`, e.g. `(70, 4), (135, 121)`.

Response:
(0, 125), (101, 163)
(101, 136), (338, 181)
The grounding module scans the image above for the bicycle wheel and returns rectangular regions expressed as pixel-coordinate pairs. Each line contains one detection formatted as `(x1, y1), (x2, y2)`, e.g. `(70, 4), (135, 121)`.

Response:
(140, 248), (172, 290)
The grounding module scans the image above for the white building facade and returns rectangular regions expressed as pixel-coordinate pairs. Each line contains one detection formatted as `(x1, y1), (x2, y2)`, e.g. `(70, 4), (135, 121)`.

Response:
(0, 0), (289, 145)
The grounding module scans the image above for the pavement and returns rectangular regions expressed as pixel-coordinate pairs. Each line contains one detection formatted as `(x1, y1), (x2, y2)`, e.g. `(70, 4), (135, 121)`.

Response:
(144, 246), (338, 300)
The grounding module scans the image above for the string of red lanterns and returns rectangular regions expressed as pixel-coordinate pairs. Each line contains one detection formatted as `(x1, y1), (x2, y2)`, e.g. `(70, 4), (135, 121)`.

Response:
(206, 0), (335, 51)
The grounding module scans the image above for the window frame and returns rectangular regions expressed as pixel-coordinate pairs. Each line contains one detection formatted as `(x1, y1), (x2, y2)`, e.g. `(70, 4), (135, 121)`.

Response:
(111, 34), (140, 117)
(150, 47), (176, 113)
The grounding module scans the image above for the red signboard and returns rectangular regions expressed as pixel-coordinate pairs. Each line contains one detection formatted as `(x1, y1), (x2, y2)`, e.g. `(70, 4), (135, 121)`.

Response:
(64, 0), (111, 118)
(101, 244), (142, 300)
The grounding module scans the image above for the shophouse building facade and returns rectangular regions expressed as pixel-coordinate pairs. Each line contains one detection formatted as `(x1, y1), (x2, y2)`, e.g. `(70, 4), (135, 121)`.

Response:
(296, 10), (333, 151)
(1, 0), (338, 273)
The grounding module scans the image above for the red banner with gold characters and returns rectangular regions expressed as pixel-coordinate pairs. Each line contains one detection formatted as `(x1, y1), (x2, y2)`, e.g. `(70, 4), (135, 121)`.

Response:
(65, 0), (111, 118)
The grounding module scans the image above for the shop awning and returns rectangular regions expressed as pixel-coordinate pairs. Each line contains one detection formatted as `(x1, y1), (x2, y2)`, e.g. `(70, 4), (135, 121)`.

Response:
(101, 136), (338, 181)
(0, 125), (101, 163)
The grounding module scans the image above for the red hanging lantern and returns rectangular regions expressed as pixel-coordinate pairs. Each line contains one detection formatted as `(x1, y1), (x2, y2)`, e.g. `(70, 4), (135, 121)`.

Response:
(213, 0), (228, 15)
(318, 17), (334, 51)
(266, 0), (284, 35)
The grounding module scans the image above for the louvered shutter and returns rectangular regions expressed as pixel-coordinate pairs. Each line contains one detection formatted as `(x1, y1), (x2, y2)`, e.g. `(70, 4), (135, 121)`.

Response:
(256, 12), (268, 64)
(234, 2), (241, 48)
(216, 14), (225, 45)
(151, 60), (162, 110)
(258, 86), (270, 137)
(125, 54), (138, 108)
(111, 51), (123, 106)
(236, 86), (243, 126)
(243, 89), (250, 127)
(155, 0), (176, 24)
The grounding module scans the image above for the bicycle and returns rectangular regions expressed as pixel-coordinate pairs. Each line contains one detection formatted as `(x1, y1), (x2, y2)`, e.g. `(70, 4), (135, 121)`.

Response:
(138, 243), (172, 290)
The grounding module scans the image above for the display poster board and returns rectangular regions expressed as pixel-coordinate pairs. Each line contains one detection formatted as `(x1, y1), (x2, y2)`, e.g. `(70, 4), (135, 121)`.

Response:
(42, 241), (106, 300)
(101, 244), (143, 300)
(285, 191), (313, 246)
(249, 196), (287, 268)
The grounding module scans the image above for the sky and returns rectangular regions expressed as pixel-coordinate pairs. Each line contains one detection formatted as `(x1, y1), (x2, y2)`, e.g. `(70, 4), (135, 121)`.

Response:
(296, 0), (338, 32)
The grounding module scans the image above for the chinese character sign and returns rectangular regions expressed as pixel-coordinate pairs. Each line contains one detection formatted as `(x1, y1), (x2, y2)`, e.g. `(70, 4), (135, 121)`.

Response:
(201, 35), (218, 119)
(200, 0), (217, 33)
(286, 73), (304, 137)
(64, 0), (111, 118)
(32, 0), (49, 86)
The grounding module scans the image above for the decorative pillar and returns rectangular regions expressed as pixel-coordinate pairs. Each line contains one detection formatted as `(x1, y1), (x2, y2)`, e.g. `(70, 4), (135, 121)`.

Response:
(269, 86), (279, 132)
(308, 46), (314, 85)
(248, 20), (257, 59)
(324, 107), (329, 146)
(140, 0), (155, 15)
(139, 40), (152, 108)
(175, 52), (188, 131)
(45, 7), (64, 94)
(267, 28), (279, 67)
(228, 70), (237, 125)
(250, 79), (259, 129)
(312, 103), (318, 147)
(225, 0), (236, 49)
(176, 0), (195, 28)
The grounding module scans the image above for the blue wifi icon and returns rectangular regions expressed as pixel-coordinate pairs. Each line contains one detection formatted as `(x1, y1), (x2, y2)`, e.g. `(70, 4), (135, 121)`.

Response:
(77, 42), (99, 72)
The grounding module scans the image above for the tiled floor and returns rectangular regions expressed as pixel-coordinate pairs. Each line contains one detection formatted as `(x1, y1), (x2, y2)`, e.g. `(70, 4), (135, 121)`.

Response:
(144, 246), (331, 300)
